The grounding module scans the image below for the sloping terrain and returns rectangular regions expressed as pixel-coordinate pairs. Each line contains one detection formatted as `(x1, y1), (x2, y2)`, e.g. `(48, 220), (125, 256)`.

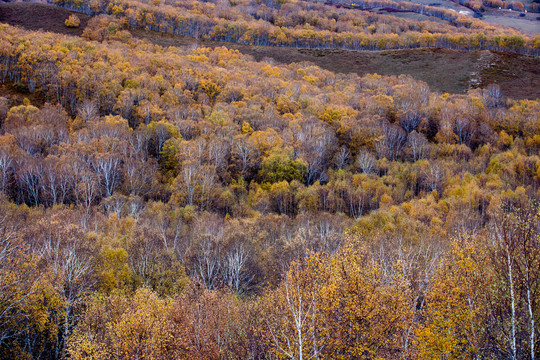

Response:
(1, 2), (540, 359)
(0, 2), (90, 35)
(1, 1), (539, 99)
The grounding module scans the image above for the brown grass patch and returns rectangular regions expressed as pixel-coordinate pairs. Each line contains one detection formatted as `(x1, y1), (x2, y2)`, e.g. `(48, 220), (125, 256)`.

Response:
(0, 2), (90, 36)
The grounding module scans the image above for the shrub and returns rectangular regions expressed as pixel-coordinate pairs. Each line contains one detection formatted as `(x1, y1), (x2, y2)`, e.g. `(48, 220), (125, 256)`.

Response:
(65, 14), (81, 28)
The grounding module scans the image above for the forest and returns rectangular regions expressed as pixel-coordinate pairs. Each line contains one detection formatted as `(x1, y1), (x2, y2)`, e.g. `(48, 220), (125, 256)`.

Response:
(47, 0), (540, 53)
(0, 0), (539, 357)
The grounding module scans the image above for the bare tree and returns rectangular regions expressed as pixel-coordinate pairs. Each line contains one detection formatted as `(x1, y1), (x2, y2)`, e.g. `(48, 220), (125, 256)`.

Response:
(453, 116), (475, 146)
(399, 110), (422, 134)
(0, 212), (40, 348)
(491, 215), (519, 360)
(207, 137), (230, 177)
(41, 156), (63, 206)
(407, 131), (428, 161)
(130, 127), (151, 160)
(55, 156), (76, 205)
(356, 150), (376, 174)
(223, 244), (254, 293)
(313, 214), (347, 254)
(232, 134), (258, 177)
(35, 222), (95, 357)
(482, 84), (502, 109)
(179, 160), (198, 206)
(199, 165), (217, 211)
(333, 146), (350, 170)
(16, 156), (43, 205)
(0, 146), (13, 195)
(123, 156), (157, 196)
(75, 170), (101, 212)
(421, 161), (445, 193)
(192, 231), (223, 290)
(294, 120), (336, 185)
(267, 263), (326, 360)
(91, 152), (122, 198)
(376, 122), (407, 161)
(126, 195), (145, 219)
(191, 216), (224, 290)
(101, 192), (129, 217)
(77, 99), (99, 123)
(490, 204), (540, 360)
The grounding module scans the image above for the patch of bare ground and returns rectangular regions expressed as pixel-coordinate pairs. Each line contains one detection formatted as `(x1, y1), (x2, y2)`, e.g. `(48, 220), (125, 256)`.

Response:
(1, 2), (539, 99)
(481, 8), (540, 35)
(0, 2), (90, 36)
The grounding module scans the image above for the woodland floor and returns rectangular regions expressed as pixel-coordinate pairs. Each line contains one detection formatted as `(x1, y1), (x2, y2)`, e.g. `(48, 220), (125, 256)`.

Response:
(1, 1), (539, 99)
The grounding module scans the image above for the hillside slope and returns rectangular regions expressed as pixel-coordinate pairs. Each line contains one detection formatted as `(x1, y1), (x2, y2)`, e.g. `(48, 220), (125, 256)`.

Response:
(1, 2), (539, 99)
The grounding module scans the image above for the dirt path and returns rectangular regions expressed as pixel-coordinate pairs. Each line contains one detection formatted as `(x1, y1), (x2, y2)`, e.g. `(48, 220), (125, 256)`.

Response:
(1, 2), (539, 99)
